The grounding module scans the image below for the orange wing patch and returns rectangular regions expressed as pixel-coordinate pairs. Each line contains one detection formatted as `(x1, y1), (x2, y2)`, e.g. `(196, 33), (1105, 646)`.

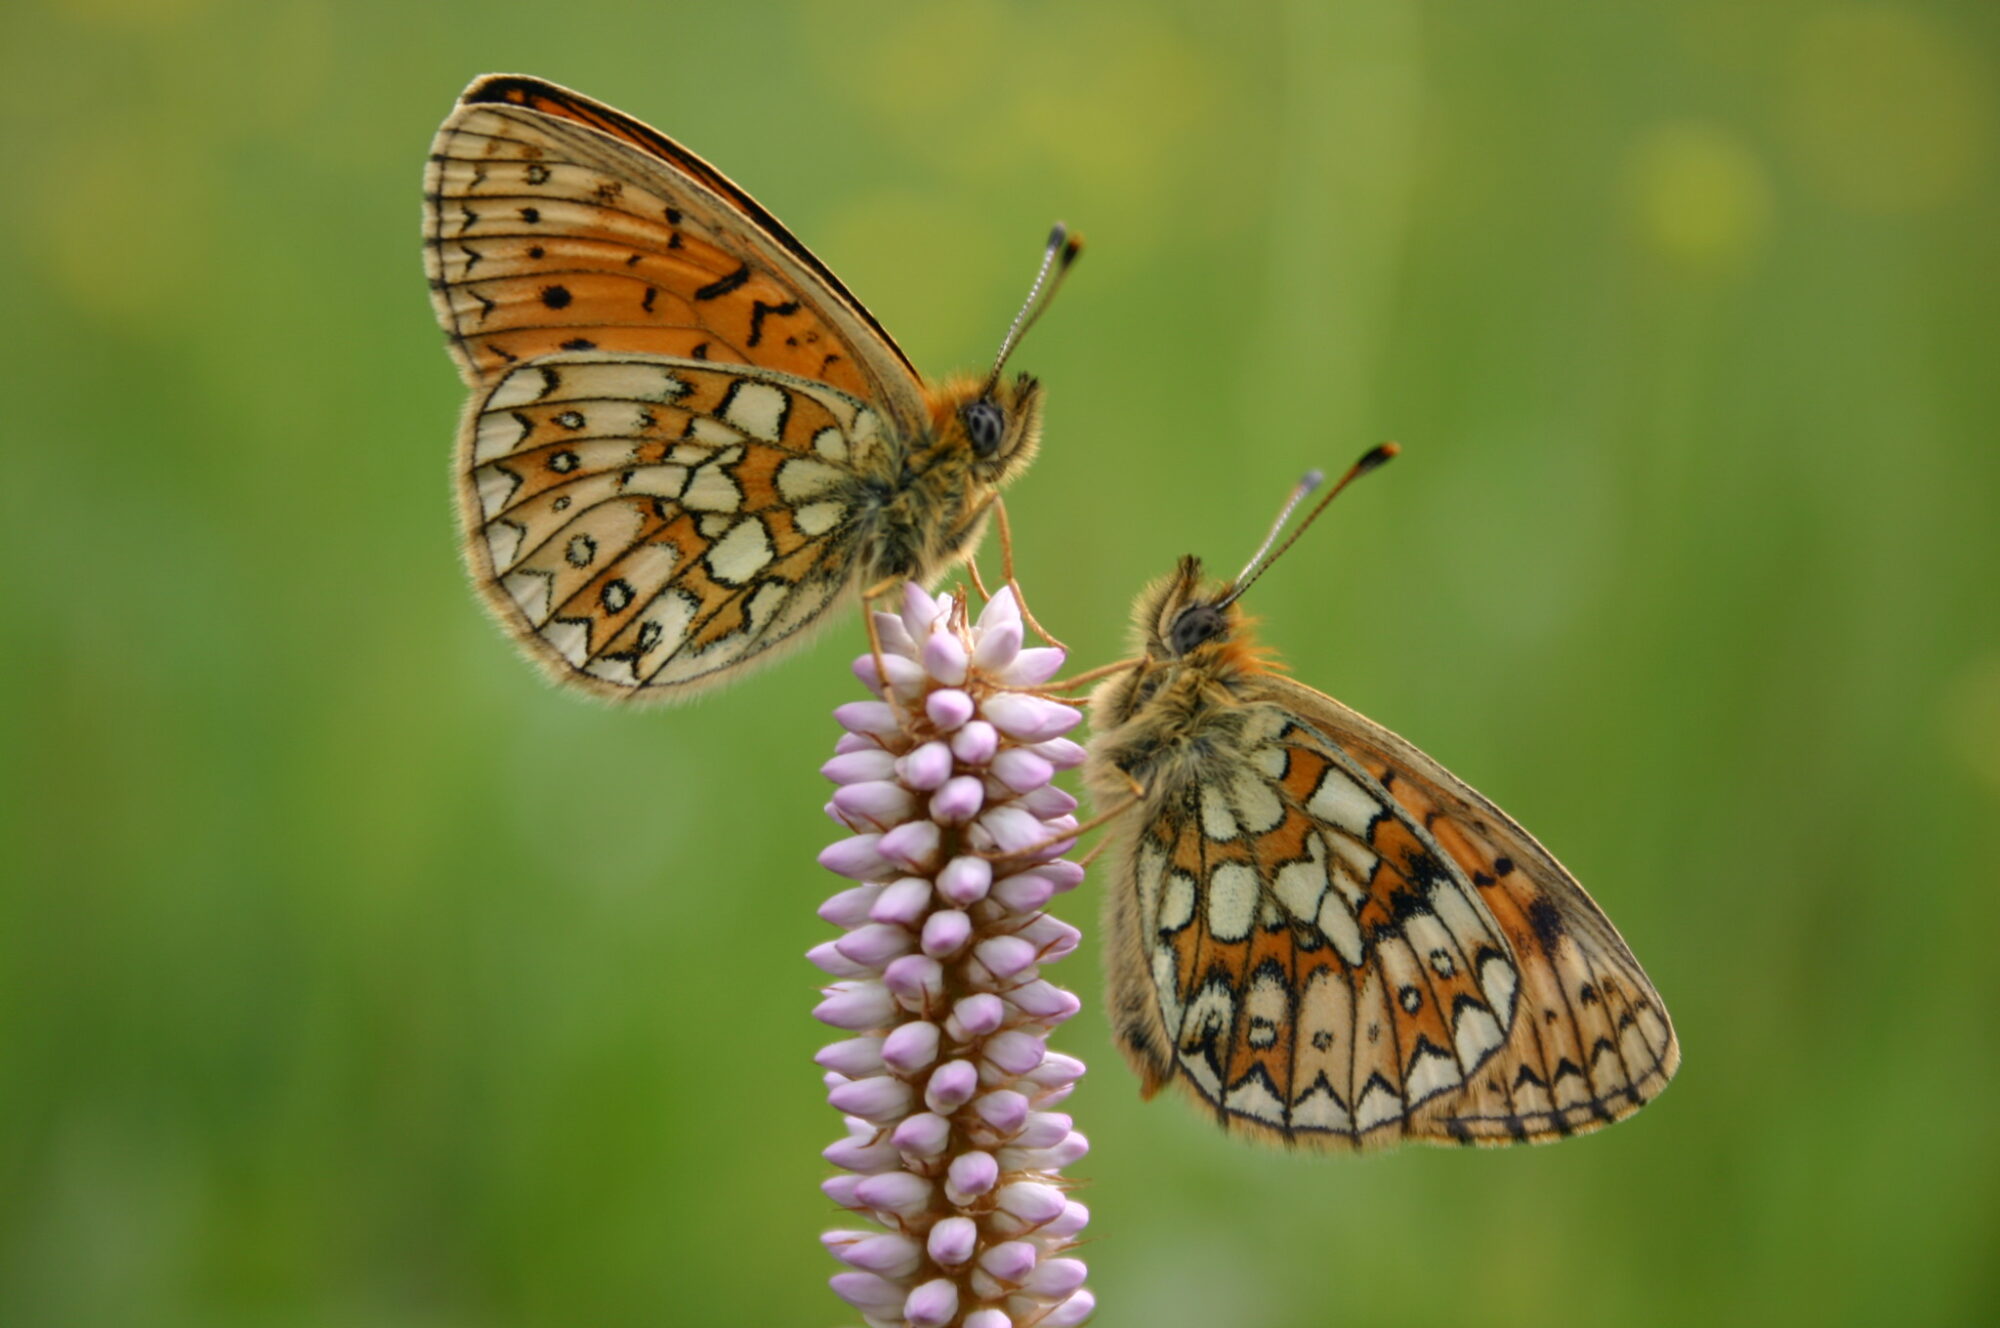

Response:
(427, 121), (872, 396)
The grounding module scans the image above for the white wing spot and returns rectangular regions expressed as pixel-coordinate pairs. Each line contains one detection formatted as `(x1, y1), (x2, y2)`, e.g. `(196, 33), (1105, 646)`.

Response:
(776, 457), (844, 503)
(1230, 772), (1285, 833)
(794, 501), (846, 537)
(1316, 893), (1366, 966)
(1478, 950), (1518, 1025)
(705, 519), (775, 586)
(812, 426), (848, 462)
(1199, 785), (1239, 840)
(1151, 944), (1184, 1038)
(682, 462), (743, 513)
(1405, 1042), (1462, 1102)
(1271, 836), (1328, 921)
(1159, 871), (1198, 934)
(1353, 1078), (1404, 1133)
(1452, 1000), (1506, 1070)
(1206, 862), (1259, 942)
(1224, 1075), (1287, 1126)
(1306, 764), (1380, 836)
(1251, 744), (1287, 780)
(722, 380), (787, 440)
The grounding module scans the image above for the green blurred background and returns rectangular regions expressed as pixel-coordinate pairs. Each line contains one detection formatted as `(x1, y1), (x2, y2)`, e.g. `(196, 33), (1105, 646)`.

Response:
(5, 0), (1998, 1324)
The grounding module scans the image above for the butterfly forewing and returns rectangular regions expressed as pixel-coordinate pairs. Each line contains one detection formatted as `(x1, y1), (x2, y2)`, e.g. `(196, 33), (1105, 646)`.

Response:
(425, 75), (925, 430)
(1285, 680), (1681, 1144)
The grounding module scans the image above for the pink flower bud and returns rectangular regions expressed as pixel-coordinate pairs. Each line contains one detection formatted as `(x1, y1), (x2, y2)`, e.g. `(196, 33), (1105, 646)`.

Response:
(834, 700), (902, 736)
(978, 1239), (1040, 1284)
(890, 1111), (951, 1159)
(852, 1170), (933, 1218)
(971, 618), (1023, 672)
(869, 876), (932, 927)
(944, 1149), (999, 1201)
(936, 855), (993, 905)
(833, 779), (917, 827)
(973, 1089), (1030, 1135)
(806, 939), (871, 978)
(1002, 645), (1067, 686)
(827, 1075), (913, 1123)
(926, 1215), (979, 1266)
(929, 774), (986, 824)
(923, 1058), (980, 1113)
(925, 687), (975, 730)
(996, 1180), (1067, 1226)
(919, 909), (972, 958)
(832, 1231), (923, 1278)
(922, 630), (969, 685)
(946, 992), (1006, 1040)
(814, 982), (895, 1030)
(980, 692), (1081, 742)
(1042, 1289), (1098, 1326)
(818, 883), (883, 927)
(950, 720), (999, 764)
(835, 922), (914, 967)
(990, 746), (1054, 793)
(1027, 1258), (1090, 1299)
(878, 819), (941, 872)
(822, 748), (897, 784)
(895, 739), (954, 790)
(883, 954), (944, 1007)
(814, 1037), (886, 1077)
(818, 834), (892, 880)
(974, 934), (1039, 981)
(829, 1271), (904, 1310)
(880, 1020), (941, 1074)
(904, 1278), (960, 1327)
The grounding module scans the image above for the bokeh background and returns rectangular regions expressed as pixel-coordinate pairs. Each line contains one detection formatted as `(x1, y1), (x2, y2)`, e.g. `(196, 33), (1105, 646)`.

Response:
(5, 0), (1998, 1324)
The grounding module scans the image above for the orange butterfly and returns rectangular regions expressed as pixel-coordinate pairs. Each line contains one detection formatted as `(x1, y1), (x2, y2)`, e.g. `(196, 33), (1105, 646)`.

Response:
(424, 75), (1077, 699)
(1081, 450), (1679, 1148)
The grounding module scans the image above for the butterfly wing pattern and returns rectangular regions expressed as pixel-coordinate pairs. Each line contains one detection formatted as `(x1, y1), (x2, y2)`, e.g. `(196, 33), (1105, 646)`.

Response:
(425, 76), (1047, 699)
(1086, 562), (1678, 1150)
(460, 353), (889, 691)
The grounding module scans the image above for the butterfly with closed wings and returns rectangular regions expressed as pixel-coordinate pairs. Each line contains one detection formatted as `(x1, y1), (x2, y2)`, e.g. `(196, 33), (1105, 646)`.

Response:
(1081, 448), (1679, 1148)
(425, 74), (1077, 699)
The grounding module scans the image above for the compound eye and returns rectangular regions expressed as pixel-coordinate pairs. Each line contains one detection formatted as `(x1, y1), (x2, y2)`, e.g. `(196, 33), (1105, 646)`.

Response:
(961, 398), (1005, 458)
(1168, 604), (1226, 655)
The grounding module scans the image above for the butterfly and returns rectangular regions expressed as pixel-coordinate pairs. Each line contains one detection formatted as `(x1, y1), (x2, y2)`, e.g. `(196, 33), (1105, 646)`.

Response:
(1080, 448), (1679, 1148)
(424, 74), (1077, 699)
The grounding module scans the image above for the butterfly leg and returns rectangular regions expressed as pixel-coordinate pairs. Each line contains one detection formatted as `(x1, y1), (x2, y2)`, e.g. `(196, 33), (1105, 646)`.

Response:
(963, 557), (993, 603)
(977, 788), (1143, 866)
(991, 496), (1068, 653)
(856, 579), (908, 716)
(1036, 657), (1144, 696)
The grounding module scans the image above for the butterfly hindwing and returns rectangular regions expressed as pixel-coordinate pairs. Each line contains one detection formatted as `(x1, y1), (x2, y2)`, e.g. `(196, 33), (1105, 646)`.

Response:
(461, 352), (888, 696)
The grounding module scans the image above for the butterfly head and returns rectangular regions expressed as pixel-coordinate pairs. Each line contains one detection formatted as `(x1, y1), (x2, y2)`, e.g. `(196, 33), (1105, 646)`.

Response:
(1140, 556), (1248, 661)
(930, 372), (1046, 482)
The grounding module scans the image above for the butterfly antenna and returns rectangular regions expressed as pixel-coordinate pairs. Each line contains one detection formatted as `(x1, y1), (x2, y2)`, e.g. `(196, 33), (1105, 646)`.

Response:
(986, 222), (1084, 389)
(1220, 443), (1399, 607)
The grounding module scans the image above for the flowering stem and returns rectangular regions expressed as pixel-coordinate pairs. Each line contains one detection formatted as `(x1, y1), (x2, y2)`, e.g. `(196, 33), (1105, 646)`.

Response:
(811, 584), (1096, 1328)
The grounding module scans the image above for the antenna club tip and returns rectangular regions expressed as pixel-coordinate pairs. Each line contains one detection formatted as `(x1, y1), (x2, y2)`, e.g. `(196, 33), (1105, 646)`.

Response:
(1356, 442), (1399, 473)
(1300, 468), (1327, 490)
